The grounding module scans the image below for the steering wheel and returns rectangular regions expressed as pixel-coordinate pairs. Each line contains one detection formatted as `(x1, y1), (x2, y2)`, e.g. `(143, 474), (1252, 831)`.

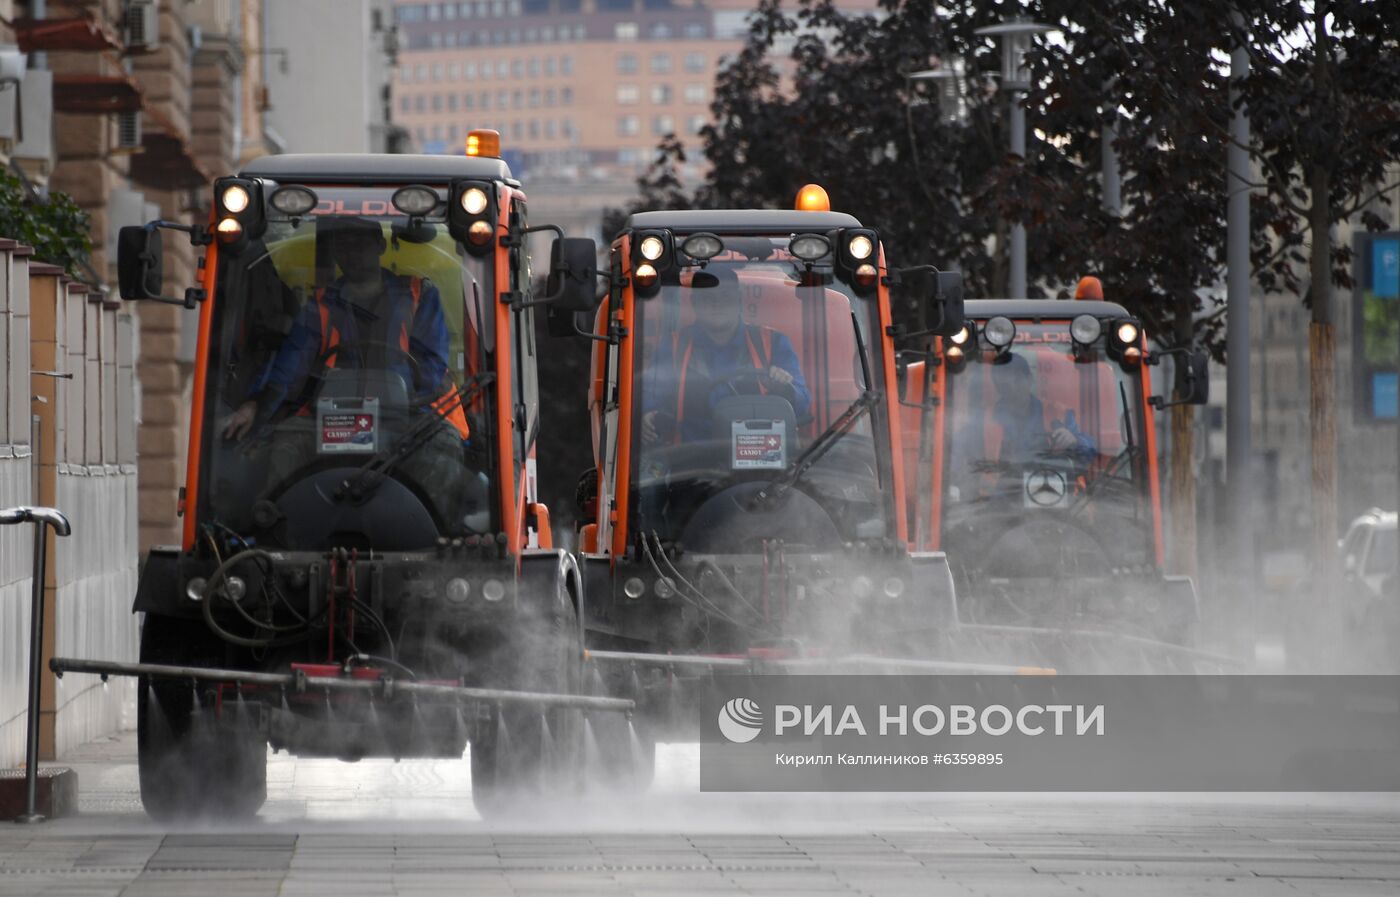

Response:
(715, 368), (765, 396)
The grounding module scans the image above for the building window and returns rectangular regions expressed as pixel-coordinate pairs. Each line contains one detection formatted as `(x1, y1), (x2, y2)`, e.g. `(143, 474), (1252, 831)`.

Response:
(512, 90), (523, 108)
(529, 119), (540, 139)
(528, 58), (540, 77)
(544, 57), (556, 76)
(400, 64), (414, 82)
(415, 95), (427, 112)
(400, 95), (412, 113)
(465, 62), (477, 80)
(688, 115), (705, 135)
(415, 64), (427, 80)
(448, 124), (460, 141)
(445, 32), (457, 47)
(650, 53), (672, 74)
(448, 63), (460, 80)
(615, 22), (638, 41)
(448, 94), (459, 111)
(599, 0), (632, 10)
(617, 115), (639, 137)
(529, 88), (541, 107)
(616, 84), (639, 105)
(618, 148), (640, 166)
(430, 32), (442, 48)
(464, 93), (475, 109)
(545, 119), (556, 138)
(432, 94), (443, 112)
(511, 59), (523, 78)
(480, 92), (490, 109)
(653, 114), (674, 136)
(541, 26), (554, 41)
(684, 51), (705, 73)
(616, 53), (637, 74)
(650, 23), (672, 39)
(496, 60), (509, 77)
(573, 24), (585, 39)
(545, 87), (556, 106)
(497, 90), (508, 108)
(512, 121), (523, 139)
(684, 22), (706, 39)
(561, 87), (573, 105)
(561, 55), (574, 75)
(444, 2), (457, 17)
(428, 3), (441, 20)
(526, 28), (538, 42)
(651, 84), (672, 104)
(684, 83), (705, 104)
(562, 118), (575, 137)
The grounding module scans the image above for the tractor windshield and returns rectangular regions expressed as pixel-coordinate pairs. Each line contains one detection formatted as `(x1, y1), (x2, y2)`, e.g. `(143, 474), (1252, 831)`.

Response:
(630, 239), (886, 552)
(940, 323), (1154, 578)
(199, 190), (495, 549)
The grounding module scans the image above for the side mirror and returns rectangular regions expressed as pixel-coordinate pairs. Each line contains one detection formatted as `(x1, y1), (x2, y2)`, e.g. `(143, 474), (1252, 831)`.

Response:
(546, 237), (600, 313)
(889, 266), (965, 339)
(931, 271), (965, 337)
(1149, 347), (1210, 409)
(1180, 349), (1210, 405)
(117, 226), (163, 300)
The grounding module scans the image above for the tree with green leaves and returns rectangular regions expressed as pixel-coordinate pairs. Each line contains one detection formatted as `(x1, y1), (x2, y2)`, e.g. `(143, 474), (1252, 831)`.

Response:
(0, 170), (93, 278)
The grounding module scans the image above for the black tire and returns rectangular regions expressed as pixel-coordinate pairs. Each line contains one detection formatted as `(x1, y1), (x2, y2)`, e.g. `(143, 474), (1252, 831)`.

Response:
(137, 614), (267, 822)
(470, 576), (582, 818)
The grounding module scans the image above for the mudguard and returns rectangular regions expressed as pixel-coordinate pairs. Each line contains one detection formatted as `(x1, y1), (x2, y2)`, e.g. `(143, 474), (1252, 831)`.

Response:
(131, 546), (200, 619)
(517, 548), (584, 646)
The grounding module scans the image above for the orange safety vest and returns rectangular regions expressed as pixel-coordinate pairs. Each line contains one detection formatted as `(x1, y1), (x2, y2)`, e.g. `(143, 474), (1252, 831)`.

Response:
(672, 324), (774, 431)
(314, 278), (471, 440)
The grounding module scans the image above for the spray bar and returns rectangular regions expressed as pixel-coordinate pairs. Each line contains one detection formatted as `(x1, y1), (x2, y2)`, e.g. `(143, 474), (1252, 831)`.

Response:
(584, 649), (1053, 676)
(49, 657), (635, 713)
(953, 623), (1243, 667)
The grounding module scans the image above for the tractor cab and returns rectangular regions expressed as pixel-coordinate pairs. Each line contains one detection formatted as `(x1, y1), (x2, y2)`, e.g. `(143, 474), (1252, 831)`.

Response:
(902, 293), (1209, 644)
(557, 189), (964, 673)
(108, 134), (611, 821)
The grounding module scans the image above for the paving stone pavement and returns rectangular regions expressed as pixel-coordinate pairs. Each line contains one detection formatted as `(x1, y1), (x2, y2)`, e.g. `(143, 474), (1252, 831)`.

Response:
(2, 732), (1398, 896)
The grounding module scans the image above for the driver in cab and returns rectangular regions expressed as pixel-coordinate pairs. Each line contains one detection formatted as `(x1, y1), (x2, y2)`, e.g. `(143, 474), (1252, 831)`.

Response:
(984, 352), (1092, 465)
(641, 267), (810, 444)
(221, 215), (468, 443)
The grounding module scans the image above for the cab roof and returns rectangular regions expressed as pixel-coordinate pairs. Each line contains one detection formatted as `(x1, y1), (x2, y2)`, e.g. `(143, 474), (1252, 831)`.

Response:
(239, 153), (514, 185)
(627, 209), (863, 235)
(965, 299), (1130, 320)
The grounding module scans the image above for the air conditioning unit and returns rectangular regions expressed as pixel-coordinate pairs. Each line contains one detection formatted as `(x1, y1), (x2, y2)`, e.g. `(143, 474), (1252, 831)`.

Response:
(125, 1), (160, 53)
(116, 110), (142, 150)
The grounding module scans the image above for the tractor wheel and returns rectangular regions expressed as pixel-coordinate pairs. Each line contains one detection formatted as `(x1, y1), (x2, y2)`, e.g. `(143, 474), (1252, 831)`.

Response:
(137, 614), (267, 822)
(470, 577), (582, 818)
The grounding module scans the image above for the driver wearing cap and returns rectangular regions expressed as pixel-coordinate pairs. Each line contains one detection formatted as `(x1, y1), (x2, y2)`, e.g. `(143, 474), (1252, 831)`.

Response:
(641, 267), (810, 444)
(222, 216), (467, 441)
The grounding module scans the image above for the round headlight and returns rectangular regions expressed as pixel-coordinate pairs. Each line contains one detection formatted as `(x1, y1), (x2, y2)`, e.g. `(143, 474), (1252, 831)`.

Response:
(681, 233), (723, 259)
(481, 578), (506, 602)
(224, 575), (247, 602)
(269, 185), (317, 216)
(185, 577), (208, 602)
(847, 234), (874, 260)
(853, 263), (878, 288)
(1115, 320), (1140, 346)
(949, 325), (971, 346)
(654, 577), (675, 599)
(1070, 314), (1102, 345)
(945, 345), (964, 364)
(882, 576), (905, 599)
(983, 316), (1016, 349)
(460, 186), (489, 215)
(446, 578), (470, 602)
(392, 185), (440, 216)
(220, 184), (250, 214)
(789, 233), (830, 261)
(851, 575), (874, 599)
(216, 217), (244, 242)
(634, 262), (658, 288)
(623, 577), (646, 599)
(639, 235), (665, 261)
(467, 219), (493, 246)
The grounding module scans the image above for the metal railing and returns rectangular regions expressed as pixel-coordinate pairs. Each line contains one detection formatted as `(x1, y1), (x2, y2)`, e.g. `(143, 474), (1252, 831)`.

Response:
(1, 505), (72, 824)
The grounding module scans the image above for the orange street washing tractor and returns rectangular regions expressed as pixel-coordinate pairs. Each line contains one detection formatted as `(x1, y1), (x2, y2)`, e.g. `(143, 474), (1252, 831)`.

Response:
(48, 131), (628, 820)
(545, 186), (1022, 779)
(897, 276), (1230, 671)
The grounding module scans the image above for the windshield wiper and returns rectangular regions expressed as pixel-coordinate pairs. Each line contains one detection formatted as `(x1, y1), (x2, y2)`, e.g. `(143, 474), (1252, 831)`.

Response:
(334, 372), (495, 504)
(748, 390), (880, 510)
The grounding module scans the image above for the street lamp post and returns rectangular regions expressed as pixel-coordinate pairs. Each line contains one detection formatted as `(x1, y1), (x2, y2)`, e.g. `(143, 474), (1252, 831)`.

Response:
(975, 19), (1053, 299)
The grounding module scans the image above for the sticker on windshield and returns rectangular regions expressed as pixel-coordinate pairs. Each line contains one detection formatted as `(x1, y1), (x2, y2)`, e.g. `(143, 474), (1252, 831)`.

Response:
(732, 420), (786, 470)
(318, 398), (379, 453)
